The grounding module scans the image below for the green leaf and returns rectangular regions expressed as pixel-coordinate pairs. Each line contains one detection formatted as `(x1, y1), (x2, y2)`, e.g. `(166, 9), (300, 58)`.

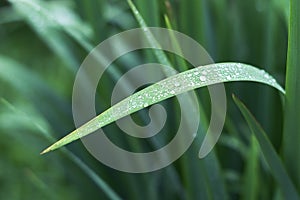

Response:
(283, 0), (300, 190)
(9, 0), (123, 82)
(162, 14), (228, 199)
(9, 0), (93, 48)
(128, 2), (223, 198)
(0, 7), (22, 24)
(241, 135), (259, 200)
(232, 95), (300, 200)
(41, 62), (284, 154)
(1, 99), (122, 200)
(8, 0), (91, 71)
(127, 0), (173, 70)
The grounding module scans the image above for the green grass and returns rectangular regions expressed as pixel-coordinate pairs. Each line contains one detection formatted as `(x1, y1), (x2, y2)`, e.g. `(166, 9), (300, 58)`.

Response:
(41, 62), (284, 154)
(233, 95), (299, 199)
(0, 0), (299, 199)
(283, 0), (300, 191)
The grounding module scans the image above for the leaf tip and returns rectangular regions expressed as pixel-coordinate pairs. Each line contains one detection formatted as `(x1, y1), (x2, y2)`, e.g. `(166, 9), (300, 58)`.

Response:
(232, 93), (239, 102)
(40, 146), (53, 155)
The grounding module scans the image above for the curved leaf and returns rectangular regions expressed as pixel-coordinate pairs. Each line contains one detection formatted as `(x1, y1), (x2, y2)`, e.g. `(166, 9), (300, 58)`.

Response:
(41, 62), (284, 154)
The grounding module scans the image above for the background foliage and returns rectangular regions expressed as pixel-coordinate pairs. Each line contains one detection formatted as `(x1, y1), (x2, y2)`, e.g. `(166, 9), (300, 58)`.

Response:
(0, 0), (298, 199)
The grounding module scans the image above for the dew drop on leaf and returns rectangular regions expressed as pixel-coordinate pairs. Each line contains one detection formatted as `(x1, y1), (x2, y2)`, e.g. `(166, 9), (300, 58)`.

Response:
(199, 76), (207, 81)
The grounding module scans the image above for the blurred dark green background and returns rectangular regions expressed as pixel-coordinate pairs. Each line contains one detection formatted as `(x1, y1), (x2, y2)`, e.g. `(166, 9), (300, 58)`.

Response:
(0, 0), (291, 199)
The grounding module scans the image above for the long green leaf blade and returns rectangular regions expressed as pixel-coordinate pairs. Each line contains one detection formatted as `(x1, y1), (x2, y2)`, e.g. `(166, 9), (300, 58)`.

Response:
(41, 62), (284, 154)
(127, 0), (173, 70)
(283, 0), (300, 190)
(233, 95), (299, 200)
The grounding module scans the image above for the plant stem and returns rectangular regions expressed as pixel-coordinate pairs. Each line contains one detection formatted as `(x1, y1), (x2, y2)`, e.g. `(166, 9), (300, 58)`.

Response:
(283, 0), (300, 191)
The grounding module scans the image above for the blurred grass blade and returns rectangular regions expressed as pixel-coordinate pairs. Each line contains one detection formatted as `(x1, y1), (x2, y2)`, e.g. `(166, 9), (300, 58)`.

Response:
(8, 0), (90, 71)
(127, 2), (220, 198)
(9, 0), (122, 81)
(164, 14), (189, 71)
(241, 135), (259, 200)
(134, 0), (159, 27)
(1, 98), (122, 200)
(232, 95), (300, 200)
(127, 0), (173, 72)
(0, 6), (22, 24)
(9, 0), (93, 49)
(164, 13), (228, 199)
(9, 0), (122, 80)
(126, 2), (187, 195)
(178, 0), (206, 46)
(41, 62), (284, 153)
(0, 55), (71, 127)
(283, 0), (300, 190)
(0, 55), (53, 95)
(62, 150), (122, 200)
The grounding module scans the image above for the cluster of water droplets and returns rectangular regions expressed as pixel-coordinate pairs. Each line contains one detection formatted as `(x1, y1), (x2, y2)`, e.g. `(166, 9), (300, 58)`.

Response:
(87, 62), (284, 136)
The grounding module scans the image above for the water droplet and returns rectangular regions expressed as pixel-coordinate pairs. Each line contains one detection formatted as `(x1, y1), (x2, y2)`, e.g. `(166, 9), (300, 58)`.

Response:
(202, 71), (207, 75)
(143, 103), (149, 107)
(199, 76), (206, 81)
(226, 75), (232, 80)
(194, 71), (199, 75)
(174, 82), (180, 87)
(189, 82), (195, 87)
(170, 90), (175, 95)
(187, 74), (193, 77)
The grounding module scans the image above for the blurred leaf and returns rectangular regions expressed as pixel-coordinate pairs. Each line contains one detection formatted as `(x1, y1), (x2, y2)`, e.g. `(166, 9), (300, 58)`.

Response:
(241, 135), (259, 200)
(0, 55), (70, 129)
(9, 0), (93, 43)
(127, 2), (210, 198)
(8, 0), (93, 71)
(0, 6), (22, 24)
(233, 95), (300, 200)
(1, 98), (122, 200)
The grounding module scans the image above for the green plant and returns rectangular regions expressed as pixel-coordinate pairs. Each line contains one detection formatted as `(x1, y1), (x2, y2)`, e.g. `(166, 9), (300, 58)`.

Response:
(282, 0), (300, 191)
(0, 0), (299, 199)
